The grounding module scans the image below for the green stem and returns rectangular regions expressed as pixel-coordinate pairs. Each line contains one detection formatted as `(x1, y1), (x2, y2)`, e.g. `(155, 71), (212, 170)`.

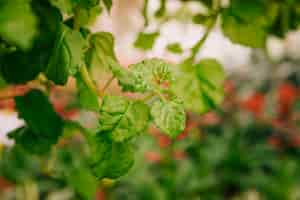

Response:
(143, 0), (149, 26)
(16, 180), (39, 200)
(189, 0), (220, 62)
(79, 65), (98, 94)
(142, 93), (156, 102)
(73, 6), (81, 31)
(100, 75), (115, 95)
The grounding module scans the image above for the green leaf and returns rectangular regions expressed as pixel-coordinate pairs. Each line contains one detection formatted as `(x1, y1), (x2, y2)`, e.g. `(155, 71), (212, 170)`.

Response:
(10, 90), (63, 154)
(56, 148), (98, 200)
(77, 5), (102, 27)
(99, 95), (150, 142)
(192, 14), (216, 27)
(106, 57), (147, 93)
(127, 58), (174, 92)
(221, 10), (267, 48)
(150, 98), (186, 138)
(0, 50), (48, 84)
(155, 0), (166, 18)
(102, 0), (112, 11)
(87, 32), (117, 69)
(14, 90), (63, 143)
(166, 43), (183, 54)
(0, 1), (62, 84)
(49, 0), (74, 14)
(0, 146), (40, 183)
(0, 0), (38, 50)
(90, 134), (134, 179)
(46, 24), (87, 85)
(172, 58), (225, 114)
(8, 126), (56, 155)
(76, 74), (100, 111)
(134, 32), (159, 51)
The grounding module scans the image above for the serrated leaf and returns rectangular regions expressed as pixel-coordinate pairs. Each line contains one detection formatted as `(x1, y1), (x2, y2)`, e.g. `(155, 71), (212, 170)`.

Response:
(106, 57), (147, 93)
(127, 58), (174, 92)
(151, 99), (186, 138)
(8, 126), (56, 155)
(90, 135), (134, 179)
(172, 58), (225, 114)
(76, 74), (100, 111)
(12, 90), (63, 154)
(99, 95), (150, 142)
(0, 0), (38, 50)
(14, 90), (63, 139)
(46, 24), (87, 85)
(134, 32), (159, 51)
(166, 43), (183, 54)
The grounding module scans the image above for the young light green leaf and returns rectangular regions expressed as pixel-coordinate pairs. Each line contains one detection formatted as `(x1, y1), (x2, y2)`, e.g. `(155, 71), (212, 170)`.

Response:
(166, 43), (183, 54)
(90, 135), (134, 179)
(46, 24), (87, 85)
(99, 95), (150, 142)
(0, 0), (38, 50)
(172, 58), (225, 114)
(150, 99), (186, 138)
(128, 58), (174, 92)
(87, 32), (116, 69)
(76, 74), (100, 111)
(77, 5), (102, 27)
(106, 57), (148, 93)
(134, 32), (159, 51)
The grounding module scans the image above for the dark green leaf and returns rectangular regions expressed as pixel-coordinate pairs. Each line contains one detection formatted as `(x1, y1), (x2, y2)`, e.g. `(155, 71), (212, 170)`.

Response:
(8, 126), (56, 154)
(46, 24), (87, 85)
(14, 89), (63, 143)
(0, 50), (48, 84)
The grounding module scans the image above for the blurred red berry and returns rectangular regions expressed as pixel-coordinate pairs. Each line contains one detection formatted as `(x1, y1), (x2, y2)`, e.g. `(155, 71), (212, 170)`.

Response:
(145, 151), (161, 163)
(158, 135), (172, 148)
(173, 150), (186, 160)
(240, 92), (265, 116)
